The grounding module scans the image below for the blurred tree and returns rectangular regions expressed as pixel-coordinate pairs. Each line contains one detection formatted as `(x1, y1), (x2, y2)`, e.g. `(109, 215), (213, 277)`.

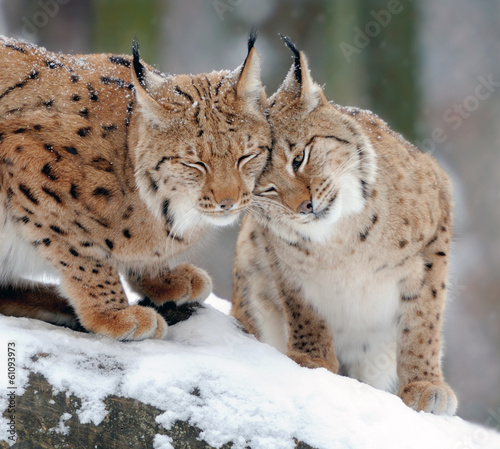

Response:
(91, 0), (164, 63)
(359, 0), (419, 142)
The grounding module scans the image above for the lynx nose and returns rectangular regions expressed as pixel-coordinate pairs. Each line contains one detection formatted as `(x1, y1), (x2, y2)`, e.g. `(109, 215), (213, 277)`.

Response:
(219, 198), (236, 211)
(297, 200), (314, 214)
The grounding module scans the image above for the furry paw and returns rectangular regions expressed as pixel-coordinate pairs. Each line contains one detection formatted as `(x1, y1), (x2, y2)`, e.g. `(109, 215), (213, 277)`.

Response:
(84, 305), (167, 341)
(169, 264), (212, 305)
(287, 350), (339, 374)
(129, 264), (212, 306)
(398, 381), (457, 415)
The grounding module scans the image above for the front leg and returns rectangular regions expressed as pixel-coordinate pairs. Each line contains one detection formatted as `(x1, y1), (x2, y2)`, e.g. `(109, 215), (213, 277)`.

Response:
(128, 264), (212, 306)
(58, 257), (167, 341)
(397, 233), (457, 415)
(279, 284), (339, 373)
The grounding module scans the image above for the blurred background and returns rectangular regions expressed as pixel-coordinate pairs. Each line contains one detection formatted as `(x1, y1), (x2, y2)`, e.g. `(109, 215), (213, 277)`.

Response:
(0, 0), (498, 429)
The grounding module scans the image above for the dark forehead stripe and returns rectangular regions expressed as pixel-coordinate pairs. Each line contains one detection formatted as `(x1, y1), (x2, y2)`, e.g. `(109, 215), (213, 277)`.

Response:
(174, 86), (194, 104)
(304, 135), (351, 148)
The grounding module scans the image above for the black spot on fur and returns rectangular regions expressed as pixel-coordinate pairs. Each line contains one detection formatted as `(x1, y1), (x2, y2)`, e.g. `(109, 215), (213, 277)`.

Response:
(64, 146), (78, 155)
(109, 55), (131, 67)
(19, 184), (39, 205)
(101, 76), (132, 89)
(92, 157), (113, 172)
(101, 124), (117, 138)
(87, 84), (99, 101)
(42, 238), (51, 247)
(436, 251), (446, 257)
(42, 186), (62, 203)
(105, 239), (114, 250)
(425, 263), (433, 271)
(45, 60), (63, 69)
(72, 94), (80, 102)
(77, 127), (91, 137)
(79, 107), (89, 119)
(93, 187), (111, 198)
(41, 163), (58, 180)
(50, 225), (65, 235)
(69, 248), (79, 257)
(123, 229), (131, 238)
(74, 221), (88, 233)
(122, 205), (133, 219)
(13, 128), (26, 134)
(70, 184), (79, 199)
(71, 74), (79, 83)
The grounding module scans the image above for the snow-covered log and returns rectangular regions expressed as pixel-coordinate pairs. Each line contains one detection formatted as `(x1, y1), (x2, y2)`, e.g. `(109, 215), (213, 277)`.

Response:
(1, 296), (499, 449)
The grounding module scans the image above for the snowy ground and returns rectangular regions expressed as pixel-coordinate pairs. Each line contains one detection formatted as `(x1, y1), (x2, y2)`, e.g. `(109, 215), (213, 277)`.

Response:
(0, 295), (499, 449)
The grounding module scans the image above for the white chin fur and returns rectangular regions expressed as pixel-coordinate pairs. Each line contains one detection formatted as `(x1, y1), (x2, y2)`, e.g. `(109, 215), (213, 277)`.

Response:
(203, 212), (240, 227)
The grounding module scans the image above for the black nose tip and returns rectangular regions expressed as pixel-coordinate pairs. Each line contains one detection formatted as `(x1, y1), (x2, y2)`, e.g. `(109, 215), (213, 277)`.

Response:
(297, 200), (313, 214)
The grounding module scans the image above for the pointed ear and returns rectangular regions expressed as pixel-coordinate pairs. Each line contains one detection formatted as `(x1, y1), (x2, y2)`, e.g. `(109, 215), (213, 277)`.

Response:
(131, 37), (168, 121)
(236, 28), (266, 110)
(277, 35), (328, 113)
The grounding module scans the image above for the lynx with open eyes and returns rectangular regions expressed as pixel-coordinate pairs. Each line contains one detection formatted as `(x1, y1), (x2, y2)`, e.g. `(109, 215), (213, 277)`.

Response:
(232, 37), (457, 415)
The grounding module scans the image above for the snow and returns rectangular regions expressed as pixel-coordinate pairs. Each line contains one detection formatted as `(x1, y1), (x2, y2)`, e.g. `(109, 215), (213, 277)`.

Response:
(1, 294), (499, 449)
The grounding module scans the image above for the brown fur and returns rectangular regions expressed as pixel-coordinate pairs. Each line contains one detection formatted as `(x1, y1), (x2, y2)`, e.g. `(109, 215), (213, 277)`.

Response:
(0, 36), (271, 340)
(232, 48), (457, 414)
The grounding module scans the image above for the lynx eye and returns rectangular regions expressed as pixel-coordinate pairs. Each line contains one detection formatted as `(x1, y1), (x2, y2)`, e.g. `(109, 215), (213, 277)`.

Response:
(182, 161), (208, 173)
(292, 151), (305, 173)
(258, 184), (278, 196)
(237, 152), (260, 169)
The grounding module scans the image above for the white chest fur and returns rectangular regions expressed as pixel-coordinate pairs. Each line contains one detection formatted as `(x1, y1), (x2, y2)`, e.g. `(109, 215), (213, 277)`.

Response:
(302, 262), (400, 391)
(274, 230), (402, 392)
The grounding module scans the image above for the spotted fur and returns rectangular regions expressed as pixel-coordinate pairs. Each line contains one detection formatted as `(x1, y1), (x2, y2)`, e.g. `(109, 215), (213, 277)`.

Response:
(232, 42), (457, 415)
(0, 35), (271, 340)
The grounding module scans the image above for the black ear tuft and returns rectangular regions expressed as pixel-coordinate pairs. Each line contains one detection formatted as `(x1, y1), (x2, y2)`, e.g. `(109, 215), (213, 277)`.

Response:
(279, 33), (301, 85)
(132, 35), (146, 88)
(248, 27), (258, 53)
(241, 27), (259, 70)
